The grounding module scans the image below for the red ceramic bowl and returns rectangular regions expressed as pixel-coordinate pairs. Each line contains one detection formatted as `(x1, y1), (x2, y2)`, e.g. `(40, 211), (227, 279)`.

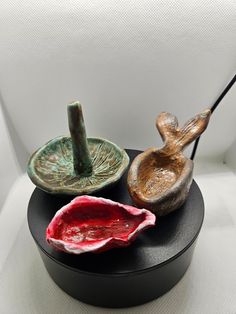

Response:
(46, 196), (156, 254)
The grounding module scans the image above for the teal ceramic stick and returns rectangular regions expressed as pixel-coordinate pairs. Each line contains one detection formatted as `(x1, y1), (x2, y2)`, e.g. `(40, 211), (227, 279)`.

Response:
(67, 102), (93, 176)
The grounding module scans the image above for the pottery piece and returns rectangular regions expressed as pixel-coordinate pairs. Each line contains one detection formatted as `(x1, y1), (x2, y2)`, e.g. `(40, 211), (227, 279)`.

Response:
(27, 102), (129, 195)
(46, 195), (156, 254)
(127, 109), (211, 216)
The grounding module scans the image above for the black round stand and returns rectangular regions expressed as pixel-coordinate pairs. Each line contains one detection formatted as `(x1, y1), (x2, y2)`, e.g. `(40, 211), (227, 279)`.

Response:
(27, 149), (204, 308)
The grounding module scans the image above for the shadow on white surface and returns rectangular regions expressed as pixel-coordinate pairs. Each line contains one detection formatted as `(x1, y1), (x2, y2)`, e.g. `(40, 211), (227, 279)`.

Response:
(0, 93), (29, 172)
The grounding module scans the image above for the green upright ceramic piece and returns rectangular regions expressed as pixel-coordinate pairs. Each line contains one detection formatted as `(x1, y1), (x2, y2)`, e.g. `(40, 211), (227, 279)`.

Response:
(67, 102), (93, 176)
(27, 102), (129, 195)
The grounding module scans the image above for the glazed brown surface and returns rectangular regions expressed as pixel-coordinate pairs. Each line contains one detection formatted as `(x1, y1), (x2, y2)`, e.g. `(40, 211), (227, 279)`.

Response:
(137, 152), (184, 198)
(127, 109), (211, 216)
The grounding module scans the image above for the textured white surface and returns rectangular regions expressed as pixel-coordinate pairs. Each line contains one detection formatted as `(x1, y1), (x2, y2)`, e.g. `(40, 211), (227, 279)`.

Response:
(0, 103), (21, 210)
(0, 0), (236, 160)
(1, 164), (236, 314)
(225, 138), (236, 173)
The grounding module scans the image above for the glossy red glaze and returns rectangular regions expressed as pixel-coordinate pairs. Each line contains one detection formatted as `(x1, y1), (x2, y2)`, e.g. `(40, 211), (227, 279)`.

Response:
(46, 196), (156, 254)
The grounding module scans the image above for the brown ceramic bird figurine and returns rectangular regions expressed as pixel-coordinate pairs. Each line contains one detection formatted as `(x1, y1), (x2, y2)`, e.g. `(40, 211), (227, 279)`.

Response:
(127, 109), (211, 216)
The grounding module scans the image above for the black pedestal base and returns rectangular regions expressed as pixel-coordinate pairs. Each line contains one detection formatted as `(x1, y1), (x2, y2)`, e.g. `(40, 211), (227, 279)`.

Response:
(27, 149), (204, 308)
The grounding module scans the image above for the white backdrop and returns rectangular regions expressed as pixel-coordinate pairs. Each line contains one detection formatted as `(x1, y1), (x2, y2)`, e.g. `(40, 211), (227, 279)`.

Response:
(0, 0), (236, 165)
(1, 2), (236, 313)
(0, 105), (20, 208)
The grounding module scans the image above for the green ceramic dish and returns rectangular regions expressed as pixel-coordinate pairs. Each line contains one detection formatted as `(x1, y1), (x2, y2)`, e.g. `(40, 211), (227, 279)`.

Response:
(27, 137), (129, 195)
(27, 102), (129, 195)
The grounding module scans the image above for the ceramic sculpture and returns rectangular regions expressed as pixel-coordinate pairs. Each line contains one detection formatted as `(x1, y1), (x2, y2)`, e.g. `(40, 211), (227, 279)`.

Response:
(46, 195), (156, 254)
(27, 102), (129, 195)
(127, 109), (211, 216)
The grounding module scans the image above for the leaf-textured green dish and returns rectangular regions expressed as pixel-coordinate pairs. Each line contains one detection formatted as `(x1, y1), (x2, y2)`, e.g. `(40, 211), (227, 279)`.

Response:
(27, 137), (129, 195)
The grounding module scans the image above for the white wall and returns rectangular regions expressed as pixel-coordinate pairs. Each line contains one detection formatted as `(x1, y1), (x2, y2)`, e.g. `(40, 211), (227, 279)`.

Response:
(0, 0), (236, 163)
(0, 103), (21, 209)
(225, 139), (236, 173)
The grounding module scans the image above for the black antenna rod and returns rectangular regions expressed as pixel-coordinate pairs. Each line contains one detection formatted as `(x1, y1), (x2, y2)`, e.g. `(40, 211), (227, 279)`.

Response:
(190, 74), (236, 160)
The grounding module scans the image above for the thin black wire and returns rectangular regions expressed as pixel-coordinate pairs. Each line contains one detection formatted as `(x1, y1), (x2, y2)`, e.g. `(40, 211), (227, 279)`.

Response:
(190, 74), (236, 160)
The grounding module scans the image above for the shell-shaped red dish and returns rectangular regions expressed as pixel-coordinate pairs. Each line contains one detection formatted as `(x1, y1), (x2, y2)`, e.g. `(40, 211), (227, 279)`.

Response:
(46, 196), (156, 254)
